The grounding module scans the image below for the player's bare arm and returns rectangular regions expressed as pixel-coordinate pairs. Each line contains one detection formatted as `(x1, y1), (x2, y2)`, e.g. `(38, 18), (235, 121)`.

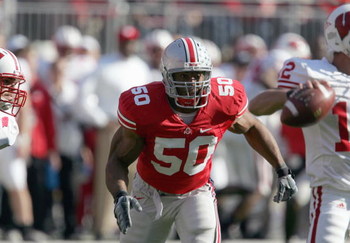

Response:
(106, 126), (144, 196)
(249, 80), (333, 117)
(249, 89), (288, 116)
(229, 111), (285, 170)
(229, 111), (298, 202)
(106, 126), (144, 234)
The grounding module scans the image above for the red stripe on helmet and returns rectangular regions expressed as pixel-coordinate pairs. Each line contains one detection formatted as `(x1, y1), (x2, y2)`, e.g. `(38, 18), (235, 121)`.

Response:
(6, 50), (20, 71)
(182, 38), (197, 63)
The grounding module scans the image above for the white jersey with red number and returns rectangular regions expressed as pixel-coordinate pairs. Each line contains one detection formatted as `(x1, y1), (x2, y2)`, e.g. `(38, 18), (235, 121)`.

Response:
(118, 78), (248, 194)
(0, 113), (19, 149)
(278, 57), (350, 191)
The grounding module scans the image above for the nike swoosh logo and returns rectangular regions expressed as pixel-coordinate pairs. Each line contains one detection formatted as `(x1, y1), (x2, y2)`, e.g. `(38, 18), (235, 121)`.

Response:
(200, 128), (212, 133)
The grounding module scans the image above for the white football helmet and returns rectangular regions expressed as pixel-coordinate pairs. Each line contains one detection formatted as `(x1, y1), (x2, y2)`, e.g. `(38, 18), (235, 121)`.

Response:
(0, 48), (27, 116)
(235, 34), (267, 59)
(161, 37), (212, 109)
(53, 25), (82, 56)
(144, 29), (174, 50)
(274, 33), (311, 59)
(324, 4), (350, 57)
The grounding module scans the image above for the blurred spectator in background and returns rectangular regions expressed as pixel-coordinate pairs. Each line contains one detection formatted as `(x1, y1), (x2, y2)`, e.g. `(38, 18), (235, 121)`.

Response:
(244, 32), (311, 242)
(50, 25), (82, 240)
(72, 34), (102, 234)
(48, 25), (108, 240)
(211, 33), (269, 239)
(213, 32), (311, 240)
(77, 35), (101, 61)
(35, 28), (104, 239)
(201, 38), (226, 77)
(28, 63), (60, 237)
(7, 35), (34, 84)
(37, 25), (85, 239)
(71, 35), (103, 127)
(220, 34), (267, 81)
(234, 33), (267, 60)
(144, 29), (174, 81)
(38, 25), (82, 87)
(244, 32), (311, 98)
(79, 24), (151, 239)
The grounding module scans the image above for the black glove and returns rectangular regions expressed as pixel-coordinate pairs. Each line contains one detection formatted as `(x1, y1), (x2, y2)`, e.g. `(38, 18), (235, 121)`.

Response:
(114, 191), (142, 234)
(273, 166), (298, 203)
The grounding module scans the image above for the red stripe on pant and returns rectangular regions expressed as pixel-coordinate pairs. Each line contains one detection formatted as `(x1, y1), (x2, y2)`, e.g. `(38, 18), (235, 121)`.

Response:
(311, 186), (323, 243)
(214, 198), (221, 243)
(208, 179), (221, 243)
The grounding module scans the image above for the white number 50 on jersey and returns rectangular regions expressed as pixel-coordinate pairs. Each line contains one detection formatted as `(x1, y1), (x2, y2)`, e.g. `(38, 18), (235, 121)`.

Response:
(151, 136), (218, 176)
(131, 86), (150, 106)
(217, 78), (234, 96)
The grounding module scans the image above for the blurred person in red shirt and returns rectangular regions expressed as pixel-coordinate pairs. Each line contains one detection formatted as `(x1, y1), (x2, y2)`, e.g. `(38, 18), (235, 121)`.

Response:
(28, 73), (60, 235)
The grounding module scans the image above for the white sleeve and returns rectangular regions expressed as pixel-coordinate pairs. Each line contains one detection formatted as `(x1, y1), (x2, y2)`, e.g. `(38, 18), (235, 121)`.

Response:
(0, 115), (19, 149)
(74, 71), (109, 127)
(277, 57), (308, 89)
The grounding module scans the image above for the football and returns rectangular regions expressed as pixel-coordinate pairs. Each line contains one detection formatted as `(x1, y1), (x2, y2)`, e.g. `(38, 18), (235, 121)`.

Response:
(280, 84), (335, 127)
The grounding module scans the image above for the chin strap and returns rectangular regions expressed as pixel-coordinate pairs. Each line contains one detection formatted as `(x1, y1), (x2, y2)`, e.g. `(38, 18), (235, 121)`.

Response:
(176, 97), (196, 107)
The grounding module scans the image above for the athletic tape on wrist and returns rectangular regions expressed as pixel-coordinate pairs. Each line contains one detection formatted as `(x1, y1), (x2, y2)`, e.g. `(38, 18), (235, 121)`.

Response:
(276, 166), (290, 178)
(114, 190), (128, 203)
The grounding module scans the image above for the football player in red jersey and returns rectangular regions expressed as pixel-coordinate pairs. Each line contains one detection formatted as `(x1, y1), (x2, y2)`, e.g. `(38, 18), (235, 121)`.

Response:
(106, 37), (297, 243)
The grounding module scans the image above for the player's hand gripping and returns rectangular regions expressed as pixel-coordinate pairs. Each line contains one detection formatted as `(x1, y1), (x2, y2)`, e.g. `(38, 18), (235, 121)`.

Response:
(114, 191), (142, 234)
(273, 165), (298, 203)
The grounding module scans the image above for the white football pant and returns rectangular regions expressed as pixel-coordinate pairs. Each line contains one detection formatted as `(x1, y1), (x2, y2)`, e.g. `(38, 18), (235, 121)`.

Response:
(120, 173), (221, 243)
(308, 185), (350, 243)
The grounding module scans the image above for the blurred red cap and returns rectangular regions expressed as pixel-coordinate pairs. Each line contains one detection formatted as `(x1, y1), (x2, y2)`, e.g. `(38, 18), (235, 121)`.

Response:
(118, 25), (140, 42)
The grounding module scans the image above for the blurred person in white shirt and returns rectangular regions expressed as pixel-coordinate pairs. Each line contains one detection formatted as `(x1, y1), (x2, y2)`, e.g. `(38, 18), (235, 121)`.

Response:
(201, 38), (226, 78)
(211, 34), (270, 239)
(42, 25), (90, 239)
(79, 25), (152, 239)
(143, 29), (174, 81)
(243, 32), (311, 242)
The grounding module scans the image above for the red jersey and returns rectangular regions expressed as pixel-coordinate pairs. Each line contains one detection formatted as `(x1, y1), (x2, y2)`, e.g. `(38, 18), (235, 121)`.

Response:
(118, 78), (248, 194)
(30, 80), (56, 158)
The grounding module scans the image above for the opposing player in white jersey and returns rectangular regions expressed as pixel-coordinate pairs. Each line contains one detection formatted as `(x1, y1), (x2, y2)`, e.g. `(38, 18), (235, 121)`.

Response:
(105, 37), (298, 243)
(250, 4), (350, 243)
(0, 48), (27, 149)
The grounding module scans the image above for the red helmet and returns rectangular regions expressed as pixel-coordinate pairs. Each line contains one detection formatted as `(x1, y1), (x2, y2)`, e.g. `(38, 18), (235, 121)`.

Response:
(0, 48), (27, 116)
